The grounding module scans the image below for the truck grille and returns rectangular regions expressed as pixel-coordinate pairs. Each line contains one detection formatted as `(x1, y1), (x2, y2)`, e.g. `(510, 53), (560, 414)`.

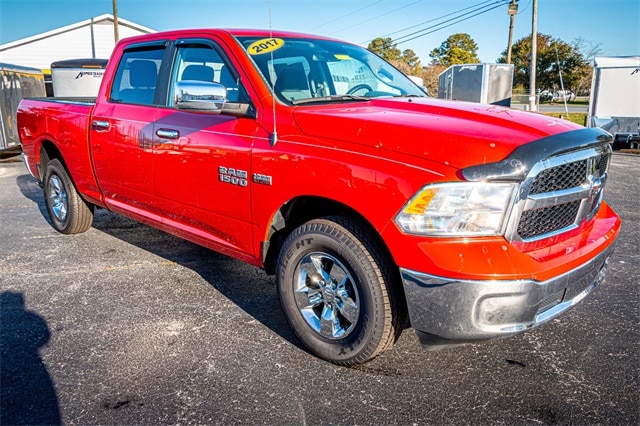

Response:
(517, 201), (581, 239)
(528, 161), (588, 194)
(511, 148), (611, 242)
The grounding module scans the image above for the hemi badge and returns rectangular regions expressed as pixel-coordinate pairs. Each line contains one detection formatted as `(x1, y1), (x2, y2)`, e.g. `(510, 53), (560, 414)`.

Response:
(253, 173), (272, 186)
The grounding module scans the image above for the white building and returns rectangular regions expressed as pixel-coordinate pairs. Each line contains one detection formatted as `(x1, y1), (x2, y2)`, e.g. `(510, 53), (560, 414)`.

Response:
(0, 14), (155, 70)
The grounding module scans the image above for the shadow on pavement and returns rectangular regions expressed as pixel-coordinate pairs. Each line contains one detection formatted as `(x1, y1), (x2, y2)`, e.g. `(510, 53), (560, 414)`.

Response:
(13, 171), (311, 358)
(89, 209), (305, 354)
(16, 173), (50, 222)
(0, 291), (61, 425)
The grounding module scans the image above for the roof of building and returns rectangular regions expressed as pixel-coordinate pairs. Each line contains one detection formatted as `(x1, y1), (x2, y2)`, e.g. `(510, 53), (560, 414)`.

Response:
(0, 14), (155, 51)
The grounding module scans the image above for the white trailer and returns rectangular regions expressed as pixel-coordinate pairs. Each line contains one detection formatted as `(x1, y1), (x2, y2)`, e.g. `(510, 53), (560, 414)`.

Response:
(437, 63), (514, 107)
(588, 56), (640, 149)
(50, 58), (108, 97)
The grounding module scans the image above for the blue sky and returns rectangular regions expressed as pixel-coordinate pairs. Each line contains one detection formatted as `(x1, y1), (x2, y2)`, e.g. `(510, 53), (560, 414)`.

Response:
(1, 0), (638, 63)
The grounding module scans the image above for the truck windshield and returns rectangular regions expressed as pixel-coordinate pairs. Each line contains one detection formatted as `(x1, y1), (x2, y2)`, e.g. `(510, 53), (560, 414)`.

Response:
(236, 36), (426, 104)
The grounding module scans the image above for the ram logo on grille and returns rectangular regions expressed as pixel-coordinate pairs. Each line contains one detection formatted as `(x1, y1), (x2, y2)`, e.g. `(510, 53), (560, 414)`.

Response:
(588, 174), (604, 204)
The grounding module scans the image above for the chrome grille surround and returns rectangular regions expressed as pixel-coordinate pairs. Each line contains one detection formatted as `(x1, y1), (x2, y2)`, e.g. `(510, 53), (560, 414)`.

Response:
(505, 144), (611, 243)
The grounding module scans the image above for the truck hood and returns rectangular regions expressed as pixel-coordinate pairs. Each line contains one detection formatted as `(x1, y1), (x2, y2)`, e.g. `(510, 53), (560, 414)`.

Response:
(291, 97), (580, 170)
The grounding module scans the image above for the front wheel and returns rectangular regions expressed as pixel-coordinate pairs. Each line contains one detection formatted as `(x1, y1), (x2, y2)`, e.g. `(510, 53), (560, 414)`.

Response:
(276, 216), (405, 366)
(43, 159), (94, 234)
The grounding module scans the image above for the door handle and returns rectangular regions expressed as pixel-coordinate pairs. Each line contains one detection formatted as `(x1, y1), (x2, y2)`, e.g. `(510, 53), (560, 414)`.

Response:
(156, 128), (180, 140)
(92, 120), (110, 131)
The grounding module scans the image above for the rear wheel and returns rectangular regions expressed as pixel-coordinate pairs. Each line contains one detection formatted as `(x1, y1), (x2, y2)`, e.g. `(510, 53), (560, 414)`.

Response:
(43, 159), (94, 234)
(276, 216), (405, 366)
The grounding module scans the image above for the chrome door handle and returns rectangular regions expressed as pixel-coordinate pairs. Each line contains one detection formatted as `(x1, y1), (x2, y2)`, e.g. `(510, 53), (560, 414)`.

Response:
(92, 120), (110, 131)
(156, 128), (180, 140)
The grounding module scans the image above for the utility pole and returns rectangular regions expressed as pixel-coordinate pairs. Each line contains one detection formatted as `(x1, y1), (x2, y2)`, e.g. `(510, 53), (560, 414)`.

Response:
(506, 0), (518, 64)
(529, 0), (538, 111)
(112, 0), (120, 43)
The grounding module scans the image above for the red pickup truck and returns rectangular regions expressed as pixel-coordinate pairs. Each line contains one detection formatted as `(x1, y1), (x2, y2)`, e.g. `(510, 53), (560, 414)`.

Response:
(19, 29), (620, 365)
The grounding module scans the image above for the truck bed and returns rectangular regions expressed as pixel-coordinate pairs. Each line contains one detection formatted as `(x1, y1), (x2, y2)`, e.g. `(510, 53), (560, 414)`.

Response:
(18, 97), (99, 201)
(25, 96), (96, 106)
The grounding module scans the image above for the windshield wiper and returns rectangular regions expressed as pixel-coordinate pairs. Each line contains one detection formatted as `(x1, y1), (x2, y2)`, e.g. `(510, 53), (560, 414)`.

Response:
(291, 95), (370, 105)
(393, 94), (425, 98)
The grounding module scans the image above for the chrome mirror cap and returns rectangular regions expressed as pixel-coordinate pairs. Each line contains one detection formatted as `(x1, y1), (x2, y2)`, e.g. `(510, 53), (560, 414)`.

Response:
(174, 80), (226, 112)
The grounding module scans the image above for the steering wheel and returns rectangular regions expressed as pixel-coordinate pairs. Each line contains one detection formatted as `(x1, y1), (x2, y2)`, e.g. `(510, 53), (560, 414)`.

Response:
(346, 84), (373, 95)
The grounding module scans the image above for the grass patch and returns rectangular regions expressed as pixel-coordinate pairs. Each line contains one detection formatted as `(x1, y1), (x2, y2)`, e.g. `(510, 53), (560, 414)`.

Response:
(541, 112), (587, 126)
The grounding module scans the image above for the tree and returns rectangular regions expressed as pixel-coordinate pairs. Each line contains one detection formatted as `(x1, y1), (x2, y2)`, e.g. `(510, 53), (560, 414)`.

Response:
(368, 37), (401, 62)
(429, 33), (480, 66)
(497, 33), (591, 96)
(573, 37), (602, 62)
(572, 37), (601, 95)
(367, 38), (422, 76)
(400, 48), (422, 75)
(421, 64), (446, 96)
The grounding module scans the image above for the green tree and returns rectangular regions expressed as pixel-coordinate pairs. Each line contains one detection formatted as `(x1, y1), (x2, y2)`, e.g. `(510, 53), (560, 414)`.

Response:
(367, 37), (401, 62)
(429, 33), (480, 66)
(497, 33), (590, 95)
(368, 38), (422, 76)
(401, 48), (422, 75)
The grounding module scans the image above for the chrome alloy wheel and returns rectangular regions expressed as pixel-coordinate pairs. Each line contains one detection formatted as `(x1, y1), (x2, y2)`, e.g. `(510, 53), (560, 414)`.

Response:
(47, 175), (68, 222)
(293, 252), (360, 339)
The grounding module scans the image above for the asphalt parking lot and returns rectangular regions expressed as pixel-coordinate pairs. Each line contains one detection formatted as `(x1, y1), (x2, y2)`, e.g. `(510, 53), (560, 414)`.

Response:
(1, 153), (638, 425)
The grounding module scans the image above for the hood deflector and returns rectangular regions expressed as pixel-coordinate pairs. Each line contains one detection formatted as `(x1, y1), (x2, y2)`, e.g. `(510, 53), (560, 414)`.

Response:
(462, 128), (613, 182)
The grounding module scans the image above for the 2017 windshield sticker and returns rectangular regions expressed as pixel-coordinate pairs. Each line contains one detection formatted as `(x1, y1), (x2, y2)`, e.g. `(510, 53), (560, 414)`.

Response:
(334, 54), (352, 61)
(248, 38), (284, 55)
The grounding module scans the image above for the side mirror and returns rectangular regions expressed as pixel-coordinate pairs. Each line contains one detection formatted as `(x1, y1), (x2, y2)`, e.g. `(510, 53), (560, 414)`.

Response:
(174, 80), (226, 112)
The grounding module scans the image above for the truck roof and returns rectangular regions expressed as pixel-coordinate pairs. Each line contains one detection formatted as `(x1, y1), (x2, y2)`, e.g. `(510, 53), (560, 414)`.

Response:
(116, 28), (344, 45)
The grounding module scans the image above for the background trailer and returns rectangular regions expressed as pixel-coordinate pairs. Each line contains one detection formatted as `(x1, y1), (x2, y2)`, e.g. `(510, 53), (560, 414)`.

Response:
(0, 63), (46, 154)
(438, 63), (514, 107)
(588, 56), (640, 149)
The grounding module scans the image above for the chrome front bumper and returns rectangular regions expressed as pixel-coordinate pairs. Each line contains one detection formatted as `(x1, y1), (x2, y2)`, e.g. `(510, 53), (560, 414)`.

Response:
(401, 243), (615, 350)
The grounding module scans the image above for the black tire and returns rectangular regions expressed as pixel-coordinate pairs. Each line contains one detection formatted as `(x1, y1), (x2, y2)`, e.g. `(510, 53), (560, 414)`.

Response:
(276, 216), (405, 366)
(43, 159), (94, 234)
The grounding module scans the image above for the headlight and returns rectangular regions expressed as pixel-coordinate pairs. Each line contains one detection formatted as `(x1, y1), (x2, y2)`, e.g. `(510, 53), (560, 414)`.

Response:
(395, 182), (516, 236)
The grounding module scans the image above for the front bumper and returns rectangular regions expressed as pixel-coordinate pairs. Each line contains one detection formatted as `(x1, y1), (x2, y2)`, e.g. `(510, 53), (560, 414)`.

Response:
(401, 243), (615, 350)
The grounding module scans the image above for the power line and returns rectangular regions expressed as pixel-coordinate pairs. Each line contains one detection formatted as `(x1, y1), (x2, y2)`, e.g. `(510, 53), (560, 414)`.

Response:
(328, 0), (425, 36)
(375, 0), (496, 41)
(397, 3), (507, 45)
(392, 0), (508, 45)
(309, 0), (384, 31)
(517, 0), (532, 15)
